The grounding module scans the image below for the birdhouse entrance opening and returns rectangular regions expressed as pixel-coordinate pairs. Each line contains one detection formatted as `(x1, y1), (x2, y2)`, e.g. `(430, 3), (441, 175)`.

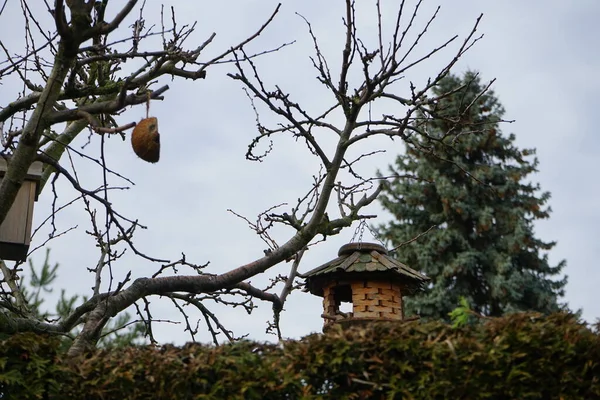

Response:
(323, 283), (354, 323)
(334, 284), (352, 303)
(336, 284), (353, 314)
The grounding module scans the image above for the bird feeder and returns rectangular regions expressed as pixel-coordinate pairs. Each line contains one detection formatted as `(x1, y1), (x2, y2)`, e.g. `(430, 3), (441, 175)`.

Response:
(0, 158), (42, 261)
(302, 242), (430, 330)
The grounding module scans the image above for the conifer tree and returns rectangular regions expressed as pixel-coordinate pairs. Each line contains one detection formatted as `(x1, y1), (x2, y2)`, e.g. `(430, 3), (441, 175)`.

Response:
(377, 71), (566, 320)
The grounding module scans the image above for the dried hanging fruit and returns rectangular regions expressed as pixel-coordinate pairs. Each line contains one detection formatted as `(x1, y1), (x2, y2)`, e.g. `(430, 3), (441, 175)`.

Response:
(131, 117), (160, 163)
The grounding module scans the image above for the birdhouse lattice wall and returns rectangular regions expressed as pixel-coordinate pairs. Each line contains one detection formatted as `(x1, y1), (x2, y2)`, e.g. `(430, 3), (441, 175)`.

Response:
(322, 280), (404, 322)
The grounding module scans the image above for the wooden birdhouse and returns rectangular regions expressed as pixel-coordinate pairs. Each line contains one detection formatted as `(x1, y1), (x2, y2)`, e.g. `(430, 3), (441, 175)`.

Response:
(302, 242), (430, 330)
(0, 158), (42, 261)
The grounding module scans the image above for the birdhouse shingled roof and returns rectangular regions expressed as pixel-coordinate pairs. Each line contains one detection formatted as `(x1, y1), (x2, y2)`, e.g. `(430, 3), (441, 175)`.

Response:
(301, 242), (430, 296)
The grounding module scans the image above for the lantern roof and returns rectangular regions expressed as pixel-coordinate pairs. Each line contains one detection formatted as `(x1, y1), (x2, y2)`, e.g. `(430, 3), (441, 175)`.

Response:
(301, 242), (429, 296)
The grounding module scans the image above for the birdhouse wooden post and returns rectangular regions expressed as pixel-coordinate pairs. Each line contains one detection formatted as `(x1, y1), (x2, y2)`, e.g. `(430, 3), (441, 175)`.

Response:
(302, 242), (430, 330)
(0, 158), (42, 261)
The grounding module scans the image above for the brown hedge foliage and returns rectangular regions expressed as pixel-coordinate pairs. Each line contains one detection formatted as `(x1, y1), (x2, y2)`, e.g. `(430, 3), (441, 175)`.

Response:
(1, 312), (599, 399)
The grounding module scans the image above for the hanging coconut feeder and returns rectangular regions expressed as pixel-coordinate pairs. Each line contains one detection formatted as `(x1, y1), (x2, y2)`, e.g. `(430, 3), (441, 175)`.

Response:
(301, 242), (430, 330)
(131, 117), (160, 163)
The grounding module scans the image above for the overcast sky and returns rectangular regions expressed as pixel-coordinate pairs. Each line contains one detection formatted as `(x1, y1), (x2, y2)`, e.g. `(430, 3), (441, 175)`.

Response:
(1, 0), (598, 345)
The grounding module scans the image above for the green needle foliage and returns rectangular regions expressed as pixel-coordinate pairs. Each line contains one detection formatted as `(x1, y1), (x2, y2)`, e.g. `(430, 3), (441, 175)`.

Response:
(448, 296), (473, 328)
(377, 71), (567, 321)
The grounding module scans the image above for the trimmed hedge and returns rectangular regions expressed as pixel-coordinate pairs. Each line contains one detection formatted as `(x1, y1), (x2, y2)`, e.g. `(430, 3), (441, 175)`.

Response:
(1, 312), (599, 399)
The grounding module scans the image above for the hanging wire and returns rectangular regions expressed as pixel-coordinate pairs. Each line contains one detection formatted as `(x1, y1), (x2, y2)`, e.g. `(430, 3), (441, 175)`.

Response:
(350, 220), (365, 244)
(366, 222), (386, 246)
(350, 219), (386, 249)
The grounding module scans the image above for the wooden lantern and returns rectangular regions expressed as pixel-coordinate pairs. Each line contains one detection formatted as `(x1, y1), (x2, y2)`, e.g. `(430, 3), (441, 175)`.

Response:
(301, 242), (430, 330)
(0, 158), (42, 261)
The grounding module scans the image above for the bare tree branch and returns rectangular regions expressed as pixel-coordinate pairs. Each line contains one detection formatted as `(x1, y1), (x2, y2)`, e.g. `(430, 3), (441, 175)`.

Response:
(0, 0), (491, 357)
